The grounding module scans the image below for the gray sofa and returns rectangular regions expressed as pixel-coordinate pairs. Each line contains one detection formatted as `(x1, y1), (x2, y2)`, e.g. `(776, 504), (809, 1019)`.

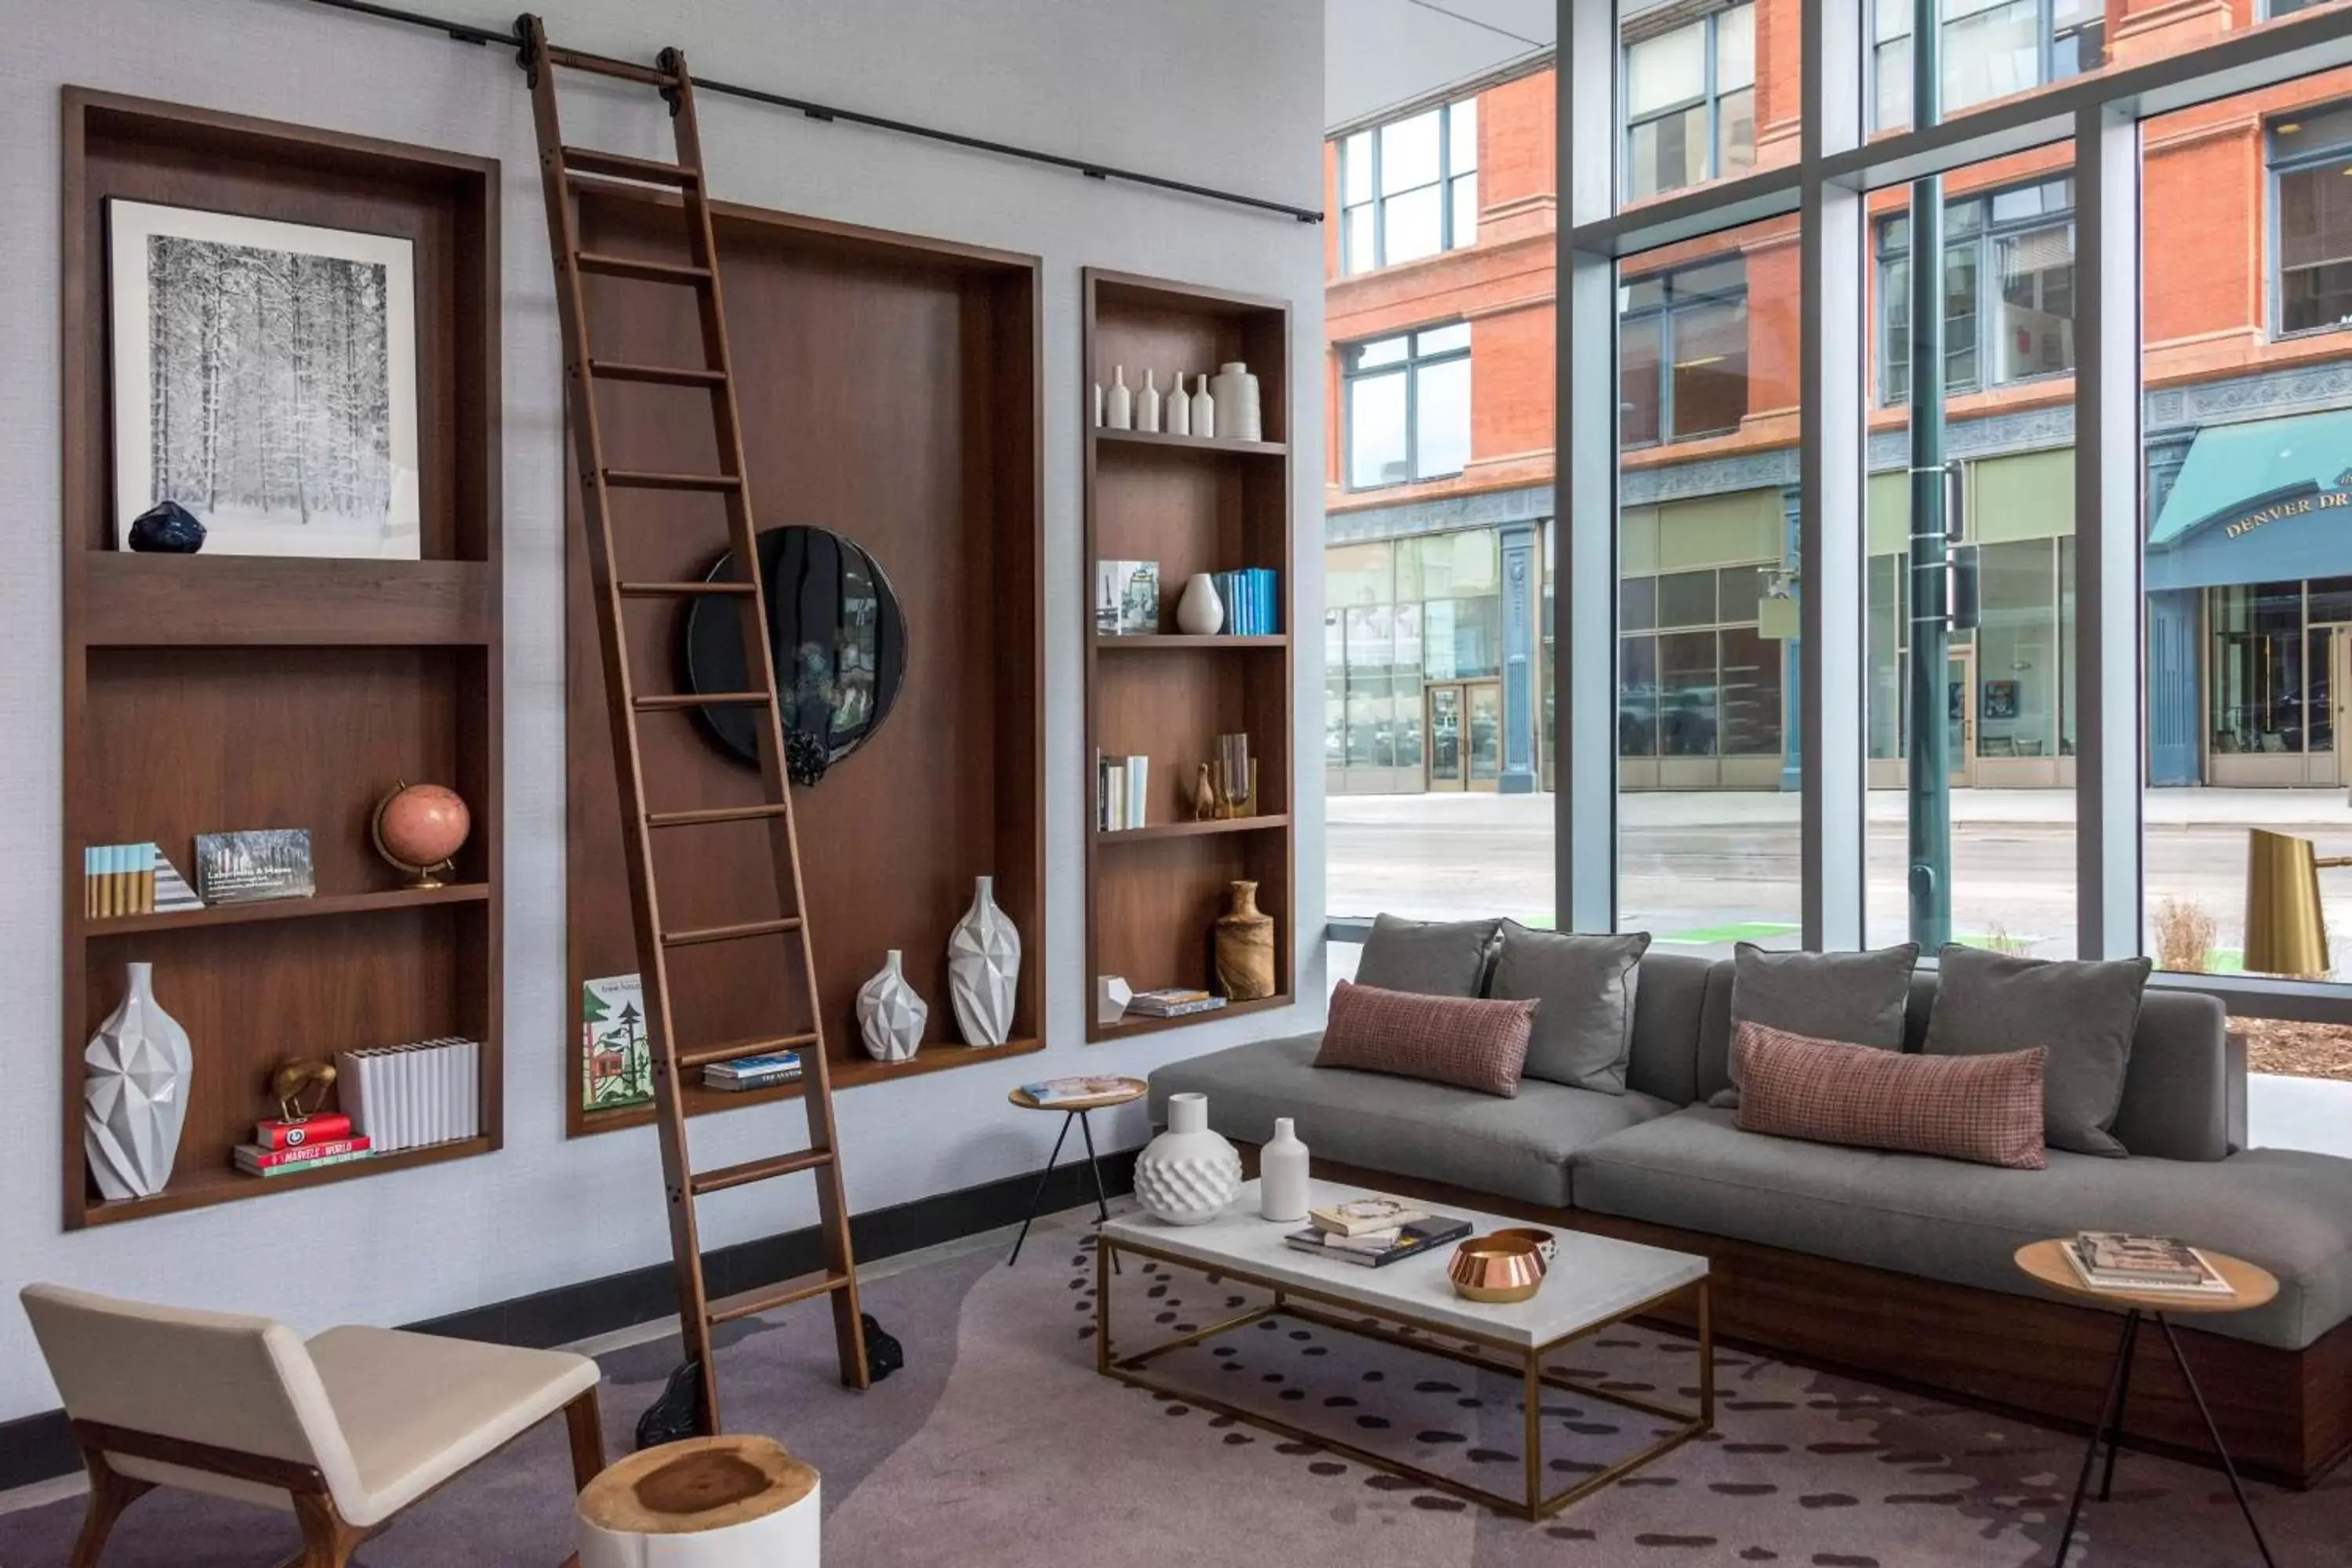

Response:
(1149, 951), (2352, 1483)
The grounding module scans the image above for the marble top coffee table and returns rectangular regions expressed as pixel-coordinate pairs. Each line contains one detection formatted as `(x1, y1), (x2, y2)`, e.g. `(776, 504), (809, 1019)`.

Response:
(1096, 1178), (1711, 1519)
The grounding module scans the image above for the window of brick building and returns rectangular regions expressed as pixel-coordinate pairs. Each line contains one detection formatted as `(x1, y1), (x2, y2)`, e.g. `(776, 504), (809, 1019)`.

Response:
(1338, 96), (1478, 276)
(1878, 177), (2074, 404)
(2273, 103), (2352, 336)
(1343, 323), (1472, 489)
(1622, 0), (1755, 203)
(1872, 0), (2103, 132)
(1618, 258), (1748, 445)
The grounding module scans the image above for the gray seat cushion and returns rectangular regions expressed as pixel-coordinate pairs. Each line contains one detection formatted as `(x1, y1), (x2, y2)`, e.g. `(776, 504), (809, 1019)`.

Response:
(1571, 1106), (2352, 1349)
(1151, 1033), (1675, 1208)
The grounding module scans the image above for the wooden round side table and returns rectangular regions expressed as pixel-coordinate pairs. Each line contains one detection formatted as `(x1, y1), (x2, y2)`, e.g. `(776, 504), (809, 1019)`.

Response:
(1004, 1077), (1147, 1268)
(2015, 1240), (2279, 1568)
(577, 1435), (818, 1567)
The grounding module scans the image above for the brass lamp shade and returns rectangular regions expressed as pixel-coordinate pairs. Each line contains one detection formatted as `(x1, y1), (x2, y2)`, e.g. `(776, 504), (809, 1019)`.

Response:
(2245, 829), (2332, 978)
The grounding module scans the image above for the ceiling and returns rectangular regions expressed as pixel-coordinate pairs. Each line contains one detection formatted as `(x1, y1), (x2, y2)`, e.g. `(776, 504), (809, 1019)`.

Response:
(1326, 0), (1555, 130)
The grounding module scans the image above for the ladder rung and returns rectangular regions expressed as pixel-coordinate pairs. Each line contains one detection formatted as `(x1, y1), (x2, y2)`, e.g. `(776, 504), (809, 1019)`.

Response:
(564, 145), (699, 186)
(618, 580), (756, 599)
(660, 916), (804, 949)
(690, 1148), (833, 1198)
(546, 45), (678, 87)
(646, 802), (790, 829)
(633, 691), (768, 711)
(575, 252), (712, 285)
(706, 1270), (852, 1327)
(590, 359), (728, 387)
(603, 468), (742, 492)
(677, 1030), (822, 1071)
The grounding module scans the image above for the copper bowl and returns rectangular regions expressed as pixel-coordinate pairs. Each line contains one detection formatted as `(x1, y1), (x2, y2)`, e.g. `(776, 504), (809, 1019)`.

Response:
(1492, 1225), (1558, 1265)
(1448, 1234), (1548, 1304)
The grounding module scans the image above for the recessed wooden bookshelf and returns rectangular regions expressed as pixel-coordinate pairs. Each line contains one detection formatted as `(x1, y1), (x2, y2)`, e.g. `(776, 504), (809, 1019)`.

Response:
(564, 188), (1042, 1137)
(59, 90), (503, 1229)
(1082, 268), (1294, 1043)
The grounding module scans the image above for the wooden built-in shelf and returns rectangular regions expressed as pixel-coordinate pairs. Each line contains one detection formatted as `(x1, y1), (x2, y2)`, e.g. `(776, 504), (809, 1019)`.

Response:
(81, 1138), (495, 1229)
(1097, 815), (1290, 844)
(88, 884), (492, 937)
(1093, 426), (1287, 458)
(579, 1038), (1048, 1135)
(79, 555), (497, 646)
(1083, 268), (1293, 1044)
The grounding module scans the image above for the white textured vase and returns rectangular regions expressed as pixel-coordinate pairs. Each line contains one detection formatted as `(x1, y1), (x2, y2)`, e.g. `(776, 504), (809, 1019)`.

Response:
(1175, 572), (1225, 635)
(1134, 1092), (1242, 1225)
(1191, 375), (1215, 439)
(1259, 1116), (1310, 1222)
(855, 949), (926, 1064)
(1167, 374), (1192, 436)
(947, 876), (1019, 1046)
(1210, 361), (1261, 441)
(84, 961), (191, 1200)
(1105, 366), (1132, 430)
(1136, 368), (1162, 433)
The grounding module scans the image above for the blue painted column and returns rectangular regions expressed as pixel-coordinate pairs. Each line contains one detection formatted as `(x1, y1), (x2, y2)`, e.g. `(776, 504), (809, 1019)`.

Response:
(1499, 521), (1539, 793)
(1780, 486), (1802, 792)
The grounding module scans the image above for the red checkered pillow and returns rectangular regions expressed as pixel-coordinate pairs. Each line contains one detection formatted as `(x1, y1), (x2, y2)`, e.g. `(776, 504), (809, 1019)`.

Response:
(1315, 981), (1537, 1098)
(1733, 1020), (2048, 1170)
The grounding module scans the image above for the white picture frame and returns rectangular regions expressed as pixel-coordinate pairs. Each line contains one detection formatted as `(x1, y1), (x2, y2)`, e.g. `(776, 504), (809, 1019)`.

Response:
(108, 198), (420, 557)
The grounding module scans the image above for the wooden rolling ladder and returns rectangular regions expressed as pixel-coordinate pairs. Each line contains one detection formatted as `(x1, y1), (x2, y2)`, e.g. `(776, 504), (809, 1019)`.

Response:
(519, 15), (870, 1434)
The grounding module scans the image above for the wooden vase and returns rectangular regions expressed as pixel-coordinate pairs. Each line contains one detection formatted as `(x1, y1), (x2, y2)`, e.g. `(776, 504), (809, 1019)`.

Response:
(1214, 880), (1276, 1000)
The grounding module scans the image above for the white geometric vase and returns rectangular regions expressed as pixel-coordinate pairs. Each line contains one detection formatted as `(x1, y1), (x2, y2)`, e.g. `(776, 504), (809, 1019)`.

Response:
(855, 950), (926, 1064)
(947, 875), (1019, 1046)
(84, 961), (191, 1200)
(1134, 1091), (1242, 1225)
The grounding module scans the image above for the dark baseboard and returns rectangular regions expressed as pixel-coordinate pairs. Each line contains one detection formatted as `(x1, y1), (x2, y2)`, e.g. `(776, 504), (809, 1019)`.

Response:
(0, 1145), (1138, 1494)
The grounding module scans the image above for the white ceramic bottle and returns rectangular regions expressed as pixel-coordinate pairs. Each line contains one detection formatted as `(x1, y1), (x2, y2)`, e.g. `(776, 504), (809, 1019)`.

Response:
(1259, 1116), (1310, 1222)
(1137, 368), (1162, 433)
(1106, 366), (1132, 430)
(1166, 372), (1191, 436)
(1091, 379), (1105, 428)
(1176, 572), (1225, 635)
(1211, 361), (1261, 441)
(1192, 374), (1215, 439)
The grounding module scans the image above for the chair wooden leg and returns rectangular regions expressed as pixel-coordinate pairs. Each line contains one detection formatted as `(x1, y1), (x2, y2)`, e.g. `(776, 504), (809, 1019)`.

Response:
(564, 1388), (607, 1490)
(289, 1493), (368, 1568)
(67, 1450), (151, 1568)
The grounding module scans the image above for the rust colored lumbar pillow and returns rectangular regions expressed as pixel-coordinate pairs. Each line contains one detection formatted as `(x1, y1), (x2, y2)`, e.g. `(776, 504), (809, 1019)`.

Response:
(1733, 1020), (2048, 1170)
(1315, 980), (1538, 1098)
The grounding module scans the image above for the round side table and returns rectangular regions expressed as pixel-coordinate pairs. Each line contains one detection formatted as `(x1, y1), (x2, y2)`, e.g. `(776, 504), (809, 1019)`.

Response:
(2015, 1240), (2279, 1568)
(576, 1434), (818, 1567)
(1004, 1078), (1147, 1268)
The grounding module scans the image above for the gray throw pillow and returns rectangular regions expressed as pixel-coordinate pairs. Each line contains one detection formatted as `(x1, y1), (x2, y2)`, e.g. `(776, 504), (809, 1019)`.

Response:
(1486, 924), (1651, 1094)
(1712, 941), (1918, 1108)
(1354, 914), (1500, 998)
(1925, 944), (2151, 1158)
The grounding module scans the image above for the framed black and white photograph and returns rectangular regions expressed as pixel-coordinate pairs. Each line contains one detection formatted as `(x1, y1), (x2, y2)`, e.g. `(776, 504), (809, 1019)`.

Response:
(108, 199), (420, 558)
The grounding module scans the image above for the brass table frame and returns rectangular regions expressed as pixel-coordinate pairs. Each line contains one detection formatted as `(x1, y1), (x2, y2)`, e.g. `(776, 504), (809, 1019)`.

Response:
(1094, 1232), (1712, 1520)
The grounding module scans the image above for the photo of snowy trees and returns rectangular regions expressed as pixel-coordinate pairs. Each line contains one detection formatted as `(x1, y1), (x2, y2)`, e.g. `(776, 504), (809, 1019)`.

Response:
(109, 201), (419, 557)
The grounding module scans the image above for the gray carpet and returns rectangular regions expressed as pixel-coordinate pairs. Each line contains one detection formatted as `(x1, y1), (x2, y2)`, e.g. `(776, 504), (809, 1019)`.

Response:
(4, 1205), (2346, 1566)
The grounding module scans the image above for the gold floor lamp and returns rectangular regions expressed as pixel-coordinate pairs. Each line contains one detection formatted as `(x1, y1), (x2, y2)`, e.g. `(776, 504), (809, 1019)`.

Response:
(2244, 828), (2352, 978)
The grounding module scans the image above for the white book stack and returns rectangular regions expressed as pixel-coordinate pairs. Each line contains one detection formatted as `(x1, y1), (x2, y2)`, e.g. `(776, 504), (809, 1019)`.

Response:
(1094, 752), (1151, 830)
(336, 1036), (482, 1154)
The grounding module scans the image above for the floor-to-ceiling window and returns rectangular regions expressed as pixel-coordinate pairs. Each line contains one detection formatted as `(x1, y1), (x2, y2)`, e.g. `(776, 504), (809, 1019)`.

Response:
(1338, 96), (1479, 276)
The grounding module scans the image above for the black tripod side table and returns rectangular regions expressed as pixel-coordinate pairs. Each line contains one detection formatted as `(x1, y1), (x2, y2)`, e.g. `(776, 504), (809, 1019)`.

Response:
(1006, 1078), (1148, 1268)
(2016, 1240), (2279, 1568)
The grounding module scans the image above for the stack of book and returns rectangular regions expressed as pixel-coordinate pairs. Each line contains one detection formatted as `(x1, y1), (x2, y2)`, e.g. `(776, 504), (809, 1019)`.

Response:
(1125, 988), (1226, 1020)
(233, 1113), (372, 1179)
(1095, 753), (1152, 830)
(2062, 1231), (2234, 1296)
(1207, 568), (1280, 636)
(82, 842), (204, 918)
(703, 1051), (802, 1093)
(1284, 1197), (1471, 1268)
(334, 1037), (481, 1153)
(1019, 1075), (1134, 1107)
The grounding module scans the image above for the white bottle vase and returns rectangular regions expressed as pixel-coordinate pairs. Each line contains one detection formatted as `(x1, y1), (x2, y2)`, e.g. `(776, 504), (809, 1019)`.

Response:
(1192, 375), (1215, 439)
(1091, 380), (1105, 428)
(1134, 1091), (1242, 1225)
(1105, 366), (1132, 430)
(856, 950), (926, 1064)
(1136, 368), (1162, 434)
(1259, 1117), (1310, 1222)
(1167, 373), (1192, 436)
(83, 961), (191, 1200)
(946, 875), (1020, 1046)
(1210, 361), (1261, 441)
(1176, 572), (1225, 635)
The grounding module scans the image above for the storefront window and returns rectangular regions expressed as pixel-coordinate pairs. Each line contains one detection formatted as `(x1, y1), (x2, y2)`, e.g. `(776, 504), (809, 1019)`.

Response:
(2209, 581), (2314, 757)
(1619, 560), (1780, 760)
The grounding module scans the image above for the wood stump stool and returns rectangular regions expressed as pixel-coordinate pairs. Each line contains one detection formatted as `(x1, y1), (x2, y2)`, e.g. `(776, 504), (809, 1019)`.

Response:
(577, 1435), (818, 1566)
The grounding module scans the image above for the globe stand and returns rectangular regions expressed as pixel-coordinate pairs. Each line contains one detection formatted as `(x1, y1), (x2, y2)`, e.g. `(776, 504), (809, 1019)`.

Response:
(370, 780), (467, 890)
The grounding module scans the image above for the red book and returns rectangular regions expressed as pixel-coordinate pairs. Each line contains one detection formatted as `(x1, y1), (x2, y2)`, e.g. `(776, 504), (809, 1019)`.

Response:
(234, 1137), (370, 1170)
(252, 1115), (352, 1150)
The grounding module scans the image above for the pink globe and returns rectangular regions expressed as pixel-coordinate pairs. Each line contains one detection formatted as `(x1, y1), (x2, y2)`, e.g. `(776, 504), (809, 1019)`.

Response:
(377, 783), (470, 874)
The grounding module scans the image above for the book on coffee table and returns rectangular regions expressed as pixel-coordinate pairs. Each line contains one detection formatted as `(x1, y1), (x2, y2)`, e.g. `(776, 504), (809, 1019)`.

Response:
(1308, 1196), (1429, 1237)
(2063, 1231), (2233, 1295)
(1284, 1215), (1471, 1267)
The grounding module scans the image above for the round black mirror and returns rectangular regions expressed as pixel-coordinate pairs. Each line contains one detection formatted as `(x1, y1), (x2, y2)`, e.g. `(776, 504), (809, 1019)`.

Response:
(682, 526), (908, 781)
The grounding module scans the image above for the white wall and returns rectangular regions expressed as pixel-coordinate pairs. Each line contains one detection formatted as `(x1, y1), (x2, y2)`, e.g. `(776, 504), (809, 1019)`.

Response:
(0, 0), (1326, 1423)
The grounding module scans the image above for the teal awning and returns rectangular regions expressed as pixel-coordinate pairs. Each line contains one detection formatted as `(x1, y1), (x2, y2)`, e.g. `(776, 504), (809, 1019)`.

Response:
(2150, 408), (2352, 548)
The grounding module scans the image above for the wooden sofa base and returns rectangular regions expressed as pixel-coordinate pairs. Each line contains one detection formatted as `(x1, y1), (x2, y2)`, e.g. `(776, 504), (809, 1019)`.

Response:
(1269, 1149), (2352, 1490)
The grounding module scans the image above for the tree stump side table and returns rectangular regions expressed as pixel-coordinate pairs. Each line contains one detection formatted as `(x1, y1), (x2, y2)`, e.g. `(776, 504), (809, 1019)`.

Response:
(577, 1435), (818, 1567)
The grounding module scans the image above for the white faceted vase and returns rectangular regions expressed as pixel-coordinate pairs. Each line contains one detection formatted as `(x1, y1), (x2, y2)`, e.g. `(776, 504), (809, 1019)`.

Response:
(947, 875), (1020, 1046)
(84, 961), (191, 1200)
(1134, 1092), (1242, 1225)
(856, 950), (926, 1064)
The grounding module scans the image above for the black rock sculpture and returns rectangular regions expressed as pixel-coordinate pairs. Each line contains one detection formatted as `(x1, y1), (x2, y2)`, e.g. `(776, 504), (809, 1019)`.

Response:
(127, 500), (206, 554)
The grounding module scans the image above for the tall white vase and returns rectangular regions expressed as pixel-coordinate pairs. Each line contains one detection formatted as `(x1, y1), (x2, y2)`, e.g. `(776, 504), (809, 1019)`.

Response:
(1210, 361), (1261, 441)
(1105, 366), (1132, 430)
(1133, 1092), (1241, 1225)
(1191, 375), (1215, 439)
(855, 950), (926, 1064)
(1167, 373), (1192, 436)
(84, 961), (191, 1200)
(1136, 369), (1162, 434)
(1176, 572), (1225, 635)
(946, 876), (1020, 1046)
(1259, 1116), (1310, 1222)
